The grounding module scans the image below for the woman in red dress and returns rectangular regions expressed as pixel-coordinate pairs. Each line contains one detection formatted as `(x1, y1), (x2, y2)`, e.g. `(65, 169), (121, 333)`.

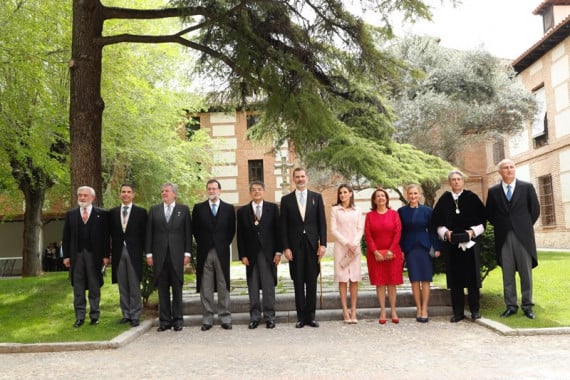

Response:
(365, 188), (403, 324)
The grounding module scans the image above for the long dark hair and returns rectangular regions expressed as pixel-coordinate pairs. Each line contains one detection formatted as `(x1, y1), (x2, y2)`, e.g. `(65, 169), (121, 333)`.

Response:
(334, 184), (355, 207)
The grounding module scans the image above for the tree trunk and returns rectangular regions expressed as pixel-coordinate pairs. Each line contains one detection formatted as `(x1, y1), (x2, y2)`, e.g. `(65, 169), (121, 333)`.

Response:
(69, 0), (105, 206)
(21, 186), (46, 277)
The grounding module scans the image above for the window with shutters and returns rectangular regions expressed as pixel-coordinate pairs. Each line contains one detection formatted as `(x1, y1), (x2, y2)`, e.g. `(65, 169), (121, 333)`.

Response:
(538, 175), (555, 226)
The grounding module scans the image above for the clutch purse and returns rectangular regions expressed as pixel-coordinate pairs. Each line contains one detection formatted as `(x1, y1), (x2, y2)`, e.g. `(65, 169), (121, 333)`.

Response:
(373, 250), (393, 262)
(339, 254), (353, 268)
(450, 231), (470, 244)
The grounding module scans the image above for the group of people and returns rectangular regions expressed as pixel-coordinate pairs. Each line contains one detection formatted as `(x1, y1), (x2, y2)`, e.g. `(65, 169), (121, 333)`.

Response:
(61, 167), (327, 331)
(331, 158), (539, 325)
(61, 158), (540, 330)
(42, 241), (65, 272)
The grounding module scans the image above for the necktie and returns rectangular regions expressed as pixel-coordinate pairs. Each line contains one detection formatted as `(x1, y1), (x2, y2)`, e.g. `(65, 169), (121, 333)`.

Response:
(506, 185), (512, 201)
(82, 207), (88, 223)
(255, 204), (261, 220)
(299, 192), (305, 207)
(211, 203), (217, 216)
(122, 206), (129, 231)
(165, 205), (172, 222)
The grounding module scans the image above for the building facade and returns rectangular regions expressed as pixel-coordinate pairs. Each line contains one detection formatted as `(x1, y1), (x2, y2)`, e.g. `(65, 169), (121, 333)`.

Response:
(485, 0), (570, 248)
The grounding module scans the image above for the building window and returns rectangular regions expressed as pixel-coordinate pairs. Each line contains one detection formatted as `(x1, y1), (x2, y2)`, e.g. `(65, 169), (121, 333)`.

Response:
(538, 174), (555, 226)
(185, 115), (201, 139)
(248, 160), (264, 183)
(532, 87), (548, 149)
(247, 114), (259, 129)
(492, 138), (505, 164)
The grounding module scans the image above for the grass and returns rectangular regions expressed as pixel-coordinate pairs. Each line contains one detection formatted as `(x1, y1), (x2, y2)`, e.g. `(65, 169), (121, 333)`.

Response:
(433, 250), (570, 328)
(0, 271), (158, 344)
(1, 251), (566, 344)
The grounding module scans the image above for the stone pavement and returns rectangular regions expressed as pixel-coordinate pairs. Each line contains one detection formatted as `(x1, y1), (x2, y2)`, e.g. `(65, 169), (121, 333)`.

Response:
(3, 317), (570, 379)
(3, 258), (570, 379)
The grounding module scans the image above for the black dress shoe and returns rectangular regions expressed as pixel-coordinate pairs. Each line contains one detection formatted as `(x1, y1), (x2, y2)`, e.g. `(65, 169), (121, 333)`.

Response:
(450, 315), (465, 323)
(173, 325), (183, 331)
(295, 321), (305, 328)
(90, 319), (99, 325)
(307, 320), (319, 328)
(157, 325), (171, 332)
(248, 321), (259, 329)
(119, 317), (131, 324)
(130, 319), (140, 327)
(471, 312), (481, 320)
(201, 324), (212, 331)
(221, 323), (232, 330)
(523, 310), (536, 319)
(500, 309), (517, 318)
(266, 320), (276, 329)
(73, 319), (84, 328)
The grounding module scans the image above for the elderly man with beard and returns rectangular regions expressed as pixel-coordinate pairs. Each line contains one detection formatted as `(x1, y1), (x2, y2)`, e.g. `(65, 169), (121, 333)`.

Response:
(62, 186), (110, 328)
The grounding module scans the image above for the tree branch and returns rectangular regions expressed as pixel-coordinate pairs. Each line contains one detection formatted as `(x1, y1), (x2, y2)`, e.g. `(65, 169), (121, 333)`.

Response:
(98, 33), (236, 70)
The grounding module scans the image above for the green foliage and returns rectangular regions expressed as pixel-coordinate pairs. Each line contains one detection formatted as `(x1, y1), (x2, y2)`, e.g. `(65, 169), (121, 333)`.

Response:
(99, 1), (212, 207)
(163, 1), (454, 188)
(391, 35), (537, 164)
(0, 0), (70, 191)
(141, 260), (156, 306)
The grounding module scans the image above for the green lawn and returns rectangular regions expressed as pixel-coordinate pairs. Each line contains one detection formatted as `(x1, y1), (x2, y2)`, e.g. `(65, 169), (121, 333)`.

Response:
(0, 272), (153, 344)
(433, 250), (570, 328)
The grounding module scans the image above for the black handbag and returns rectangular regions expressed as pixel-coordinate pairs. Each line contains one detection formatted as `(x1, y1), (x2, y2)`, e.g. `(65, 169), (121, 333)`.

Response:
(450, 231), (470, 244)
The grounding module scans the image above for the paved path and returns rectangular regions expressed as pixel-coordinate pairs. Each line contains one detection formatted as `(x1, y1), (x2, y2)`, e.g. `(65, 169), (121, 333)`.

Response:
(3, 318), (570, 379)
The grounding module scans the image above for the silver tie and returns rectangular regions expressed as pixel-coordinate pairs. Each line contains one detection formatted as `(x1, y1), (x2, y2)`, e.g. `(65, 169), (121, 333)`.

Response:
(299, 191), (305, 207)
(165, 205), (172, 222)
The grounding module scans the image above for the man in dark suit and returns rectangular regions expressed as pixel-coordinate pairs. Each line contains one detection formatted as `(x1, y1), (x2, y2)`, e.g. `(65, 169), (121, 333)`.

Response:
(237, 181), (281, 329)
(280, 168), (327, 328)
(62, 186), (110, 328)
(145, 182), (192, 332)
(486, 159), (540, 319)
(109, 184), (147, 327)
(192, 179), (236, 331)
(431, 170), (486, 323)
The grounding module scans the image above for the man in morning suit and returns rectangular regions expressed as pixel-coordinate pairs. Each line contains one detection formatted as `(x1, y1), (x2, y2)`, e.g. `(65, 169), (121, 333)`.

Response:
(62, 186), (110, 328)
(109, 184), (147, 327)
(486, 159), (540, 319)
(280, 168), (327, 328)
(192, 179), (236, 331)
(237, 181), (281, 329)
(145, 182), (192, 332)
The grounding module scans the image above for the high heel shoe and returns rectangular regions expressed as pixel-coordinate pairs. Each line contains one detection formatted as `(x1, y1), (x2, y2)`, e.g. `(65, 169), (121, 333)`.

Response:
(343, 310), (351, 324)
(350, 310), (358, 324)
(391, 317), (399, 324)
(378, 319), (386, 324)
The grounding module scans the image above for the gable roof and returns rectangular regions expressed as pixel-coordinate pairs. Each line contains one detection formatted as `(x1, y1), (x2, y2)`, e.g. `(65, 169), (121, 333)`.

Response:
(511, 13), (570, 73)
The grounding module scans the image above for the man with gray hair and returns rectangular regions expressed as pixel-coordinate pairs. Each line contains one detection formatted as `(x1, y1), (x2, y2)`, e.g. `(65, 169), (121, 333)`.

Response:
(486, 159), (540, 319)
(146, 182), (192, 331)
(431, 170), (486, 322)
(62, 186), (110, 328)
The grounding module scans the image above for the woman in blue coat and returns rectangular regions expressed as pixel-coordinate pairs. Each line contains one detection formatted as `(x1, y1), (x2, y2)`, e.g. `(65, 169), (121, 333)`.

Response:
(398, 184), (441, 323)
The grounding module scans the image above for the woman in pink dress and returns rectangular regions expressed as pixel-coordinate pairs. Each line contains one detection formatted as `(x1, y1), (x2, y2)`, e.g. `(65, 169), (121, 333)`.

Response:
(330, 184), (364, 324)
(365, 188), (403, 324)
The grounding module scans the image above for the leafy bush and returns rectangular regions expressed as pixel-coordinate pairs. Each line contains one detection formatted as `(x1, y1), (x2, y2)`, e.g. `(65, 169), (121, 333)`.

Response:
(141, 259), (155, 306)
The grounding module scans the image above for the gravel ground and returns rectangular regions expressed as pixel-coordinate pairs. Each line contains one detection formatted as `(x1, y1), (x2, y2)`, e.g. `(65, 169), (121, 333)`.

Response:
(3, 316), (570, 380)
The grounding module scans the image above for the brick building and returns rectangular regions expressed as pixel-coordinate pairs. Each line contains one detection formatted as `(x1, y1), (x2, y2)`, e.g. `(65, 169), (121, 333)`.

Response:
(483, 0), (570, 248)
